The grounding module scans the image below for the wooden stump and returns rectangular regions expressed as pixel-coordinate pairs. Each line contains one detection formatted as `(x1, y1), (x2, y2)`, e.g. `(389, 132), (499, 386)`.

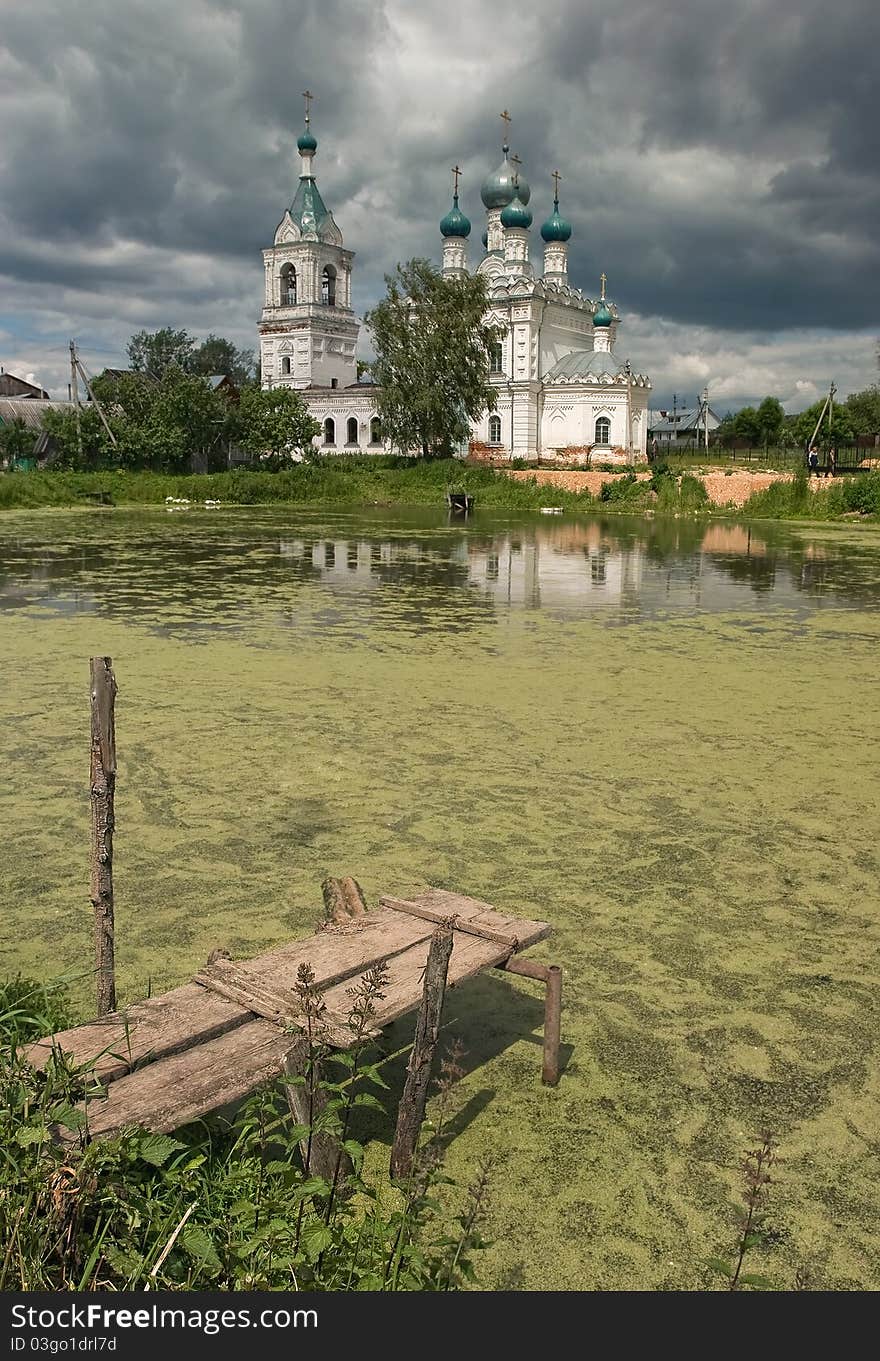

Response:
(322, 875), (368, 924)
(390, 923), (454, 1181)
(89, 657), (117, 1017)
(283, 1037), (350, 1183)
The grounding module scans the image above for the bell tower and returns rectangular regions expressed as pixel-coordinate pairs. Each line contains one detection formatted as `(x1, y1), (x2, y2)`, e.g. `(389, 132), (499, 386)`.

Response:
(259, 94), (360, 390)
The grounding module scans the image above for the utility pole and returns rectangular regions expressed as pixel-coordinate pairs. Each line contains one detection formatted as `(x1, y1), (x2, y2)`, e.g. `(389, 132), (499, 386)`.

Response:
(74, 353), (117, 448)
(70, 341), (83, 463)
(703, 387), (709, 451)
(808, 381), (836, 451)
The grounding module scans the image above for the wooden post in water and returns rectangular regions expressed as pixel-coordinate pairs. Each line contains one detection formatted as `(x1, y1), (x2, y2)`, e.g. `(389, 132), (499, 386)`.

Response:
(390, 922), (454, 1181)
(89, 657), (117, 1016)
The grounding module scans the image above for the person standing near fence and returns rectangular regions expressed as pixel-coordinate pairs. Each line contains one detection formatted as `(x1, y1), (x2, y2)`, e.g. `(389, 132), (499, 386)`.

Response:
(826, 446), (836, 478)
(808, 445), (819, 475)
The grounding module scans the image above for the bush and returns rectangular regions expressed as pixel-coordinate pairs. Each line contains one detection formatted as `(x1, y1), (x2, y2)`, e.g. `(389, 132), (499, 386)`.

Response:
(841, 471), (880, 515)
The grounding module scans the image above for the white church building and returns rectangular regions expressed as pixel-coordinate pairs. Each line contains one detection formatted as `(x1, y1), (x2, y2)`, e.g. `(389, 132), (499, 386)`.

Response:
(258, 114), (651, 463)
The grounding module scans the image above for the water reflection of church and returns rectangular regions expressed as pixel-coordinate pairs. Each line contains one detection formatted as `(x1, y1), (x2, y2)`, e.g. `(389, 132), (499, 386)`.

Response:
(278, 522), (646, 610)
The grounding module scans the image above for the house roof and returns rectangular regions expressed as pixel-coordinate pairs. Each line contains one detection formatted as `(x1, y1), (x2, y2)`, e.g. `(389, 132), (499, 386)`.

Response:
(0, 397), (73, 430)
(0, 372), (49, 398)
(648, 406), (721, 433)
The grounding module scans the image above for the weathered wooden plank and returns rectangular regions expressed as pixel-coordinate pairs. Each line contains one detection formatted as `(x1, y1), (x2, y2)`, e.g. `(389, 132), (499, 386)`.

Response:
(192, 960), (352, 1047)
(381, 896), (521, 948)
(25, 982), (251, 1081)
(243, 906), (435, 992)
(26, 909), (436, 1081)
(79, 1019), (294, 1139)
(318, 931), (519, 1030)
(409, 888), (550, 943)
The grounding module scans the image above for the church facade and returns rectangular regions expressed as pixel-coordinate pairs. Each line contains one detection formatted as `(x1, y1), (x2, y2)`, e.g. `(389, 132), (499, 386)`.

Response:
(259, 117), (651, 463)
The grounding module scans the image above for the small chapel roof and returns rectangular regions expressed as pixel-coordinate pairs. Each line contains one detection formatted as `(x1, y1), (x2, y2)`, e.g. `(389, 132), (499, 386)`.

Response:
(545, 351), (625, 381)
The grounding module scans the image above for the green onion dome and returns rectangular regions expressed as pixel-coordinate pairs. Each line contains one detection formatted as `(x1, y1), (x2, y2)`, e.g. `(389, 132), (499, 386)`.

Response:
(540, 199), (572, 242)
(593, 302), (613, 327)
(500, 192), (532, 230)
(481, 145), (518, 208)
(297, 130), (317, 153)
(439, 194), (471, 238)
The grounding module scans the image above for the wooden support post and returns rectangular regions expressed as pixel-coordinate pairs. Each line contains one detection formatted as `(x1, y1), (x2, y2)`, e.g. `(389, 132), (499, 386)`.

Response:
(500, 956), (563, 1086)
(542, 965), (562, 1087)
(282, 1036), (350, 1183)
(89, 657), (117, 1017)
(390, 923), (454, 1181)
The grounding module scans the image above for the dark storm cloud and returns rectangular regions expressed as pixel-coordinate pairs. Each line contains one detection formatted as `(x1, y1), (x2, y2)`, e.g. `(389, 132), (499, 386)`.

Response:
(0, 0), (877, 403)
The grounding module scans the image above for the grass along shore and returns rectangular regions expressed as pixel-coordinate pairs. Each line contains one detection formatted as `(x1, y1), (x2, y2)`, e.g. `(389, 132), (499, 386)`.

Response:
(1, 458), (879, 522)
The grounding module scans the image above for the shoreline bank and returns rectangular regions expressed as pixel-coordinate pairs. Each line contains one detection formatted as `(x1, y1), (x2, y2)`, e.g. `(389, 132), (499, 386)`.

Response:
(1, 463), (878, 525)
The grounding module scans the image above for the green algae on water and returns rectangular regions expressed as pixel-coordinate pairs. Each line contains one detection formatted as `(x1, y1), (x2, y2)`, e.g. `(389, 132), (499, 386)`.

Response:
(1, 506), (878, 1290)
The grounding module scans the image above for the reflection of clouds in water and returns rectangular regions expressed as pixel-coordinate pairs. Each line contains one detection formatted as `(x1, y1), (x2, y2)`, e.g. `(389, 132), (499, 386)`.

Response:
(0, 510), (877, 639)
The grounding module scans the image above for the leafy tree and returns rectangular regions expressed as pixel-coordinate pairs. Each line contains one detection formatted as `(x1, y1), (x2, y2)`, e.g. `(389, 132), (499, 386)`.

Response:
(366, 259), (502, 457)
(755, 396), (785, 448)
(127, 327), (194, 378)
(41, 405), (112, 470)
(844, 385), (880, 436)
(791, 398), (854, 447)
(732, 406), (761, 443)
(190, 334), (255, 386)
(0, 417), (35, 467)
(235, 386), (320, 467)
(46, 368), (232, 473)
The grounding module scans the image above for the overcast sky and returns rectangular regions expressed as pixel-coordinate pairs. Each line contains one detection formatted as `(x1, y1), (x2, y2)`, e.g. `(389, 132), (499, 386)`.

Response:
(1, 0), (877, 410)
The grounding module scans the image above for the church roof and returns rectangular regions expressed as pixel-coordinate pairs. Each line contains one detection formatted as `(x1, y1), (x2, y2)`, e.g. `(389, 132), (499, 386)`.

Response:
(290, 176), (332, 238)
(546, 350), (624, 381)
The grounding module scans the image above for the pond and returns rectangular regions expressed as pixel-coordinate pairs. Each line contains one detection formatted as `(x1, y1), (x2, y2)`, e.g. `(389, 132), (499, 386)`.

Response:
(1, 505), (879, 1289)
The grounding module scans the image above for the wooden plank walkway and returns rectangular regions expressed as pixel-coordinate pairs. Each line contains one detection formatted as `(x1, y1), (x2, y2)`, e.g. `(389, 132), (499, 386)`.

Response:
(27, 889), (552, 1139)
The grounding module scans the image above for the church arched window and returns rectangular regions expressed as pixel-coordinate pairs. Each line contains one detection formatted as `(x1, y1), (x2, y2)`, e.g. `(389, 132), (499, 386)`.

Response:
(281, 263), (297, 305)
(322, 265), (336, 306)
(594, 416), (611, 445)
(369, 417), (382, 445)
(323, 417), (335, 446)
(488, 414), (502, 444)
(489, 343), (503, 374)
(281, 357), (291, 375)
(346, 416), (359, 445)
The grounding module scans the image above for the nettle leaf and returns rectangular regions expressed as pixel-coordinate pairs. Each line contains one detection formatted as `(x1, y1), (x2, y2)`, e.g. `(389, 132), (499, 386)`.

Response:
(178, 1224), (222, 1270)
(705, 1257), (734, 1278)
(352, 1092), (385, 1111)
(342, 1139), (365, 1171)
(16, 1124), (49, 1146)
(53, 1104), (87, 1132)
(737, 1272), (775, 1289)
(103, 1242), (144, 1279)
(136, 1133), (186, 1167)
(301, 1224), (333, 1262)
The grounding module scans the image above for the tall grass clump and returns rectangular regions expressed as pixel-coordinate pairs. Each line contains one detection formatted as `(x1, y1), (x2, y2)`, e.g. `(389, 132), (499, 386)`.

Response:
(0, 972), (487, 1291)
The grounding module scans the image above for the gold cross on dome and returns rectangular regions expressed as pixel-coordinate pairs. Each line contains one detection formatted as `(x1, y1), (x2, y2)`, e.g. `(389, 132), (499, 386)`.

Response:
(500, 109), (512, 136)
(510, 152), (522, 184)
(600, 271), (607, 299)
(451, 164), (462, 195)
(551, 169), (562, 200)
(302, 89), (314, 124)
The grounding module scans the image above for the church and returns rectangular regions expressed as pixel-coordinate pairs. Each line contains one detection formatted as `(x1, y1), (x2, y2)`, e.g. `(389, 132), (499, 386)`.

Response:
(258, 110), (651, 464)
